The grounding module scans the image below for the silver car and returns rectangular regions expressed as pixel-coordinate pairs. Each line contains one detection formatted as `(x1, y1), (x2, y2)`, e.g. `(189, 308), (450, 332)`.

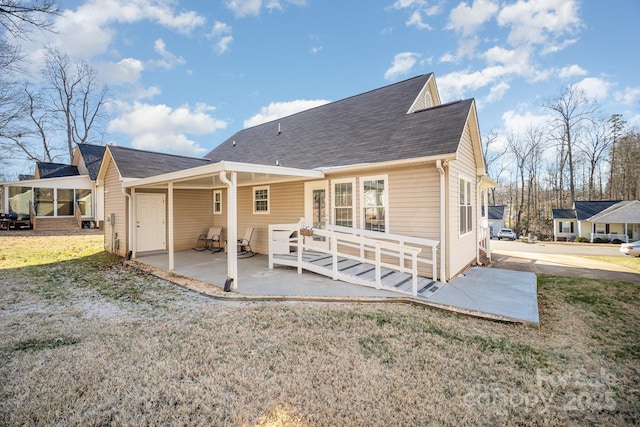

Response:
(497, 228), (517, 241)
(620, 241), (640, 257)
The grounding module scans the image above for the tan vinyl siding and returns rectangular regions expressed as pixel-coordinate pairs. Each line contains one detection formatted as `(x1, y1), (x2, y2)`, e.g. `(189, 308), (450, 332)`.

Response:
(447, 122), (478, 278)
(173, 189), (217, 250)
(236, 181), (305, 254)
(103, 161), (127, 256)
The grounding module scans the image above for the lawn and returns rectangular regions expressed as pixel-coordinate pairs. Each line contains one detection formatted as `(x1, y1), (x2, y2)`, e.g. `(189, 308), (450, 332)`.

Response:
(1, 234), (638, 426)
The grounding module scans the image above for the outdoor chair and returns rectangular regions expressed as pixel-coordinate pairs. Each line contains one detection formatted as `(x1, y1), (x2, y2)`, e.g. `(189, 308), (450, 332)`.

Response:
(237, 227), (255, 257)
(193, 226), (223, 252)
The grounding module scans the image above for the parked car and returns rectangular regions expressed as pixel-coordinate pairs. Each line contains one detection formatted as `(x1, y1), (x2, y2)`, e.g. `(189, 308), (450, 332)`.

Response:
(497, 228), (517, 240)
(620, 241), (640, 257)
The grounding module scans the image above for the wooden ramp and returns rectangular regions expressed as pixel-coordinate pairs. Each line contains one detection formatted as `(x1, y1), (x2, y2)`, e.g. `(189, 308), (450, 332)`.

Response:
(273, 251), (442, 299)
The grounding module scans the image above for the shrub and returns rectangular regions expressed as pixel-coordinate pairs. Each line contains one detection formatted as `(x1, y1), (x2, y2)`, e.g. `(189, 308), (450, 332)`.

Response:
(592, 237), (610, 244)
(611, 239), (623, 244)
(575, 237), (589, 243)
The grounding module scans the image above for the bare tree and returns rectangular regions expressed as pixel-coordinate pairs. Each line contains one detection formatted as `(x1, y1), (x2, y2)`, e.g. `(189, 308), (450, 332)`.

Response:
(481, 129), (509, 204)
(578, 117), (611, 199)
(0, 0), (58, 39)
(544, 86), (598, 207)
(607, 114), (626, 198)
(43, 47), (108, 161)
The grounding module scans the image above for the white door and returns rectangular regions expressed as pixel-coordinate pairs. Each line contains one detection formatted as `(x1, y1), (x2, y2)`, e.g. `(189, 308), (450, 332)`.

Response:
(136, 193), (166, 252)
(304, 181), (329, 251)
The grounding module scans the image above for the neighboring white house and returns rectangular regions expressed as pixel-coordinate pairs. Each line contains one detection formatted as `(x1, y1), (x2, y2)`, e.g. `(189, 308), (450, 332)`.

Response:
(552, 200), (640, 242)
(0, 144), (105, 231)
(486, 205), (505, 237)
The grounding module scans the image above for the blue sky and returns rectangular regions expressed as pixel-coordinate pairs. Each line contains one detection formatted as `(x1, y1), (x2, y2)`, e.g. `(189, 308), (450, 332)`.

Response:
(10, 0), (640, 171)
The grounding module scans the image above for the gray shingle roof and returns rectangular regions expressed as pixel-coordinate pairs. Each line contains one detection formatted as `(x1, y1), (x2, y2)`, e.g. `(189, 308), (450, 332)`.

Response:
(77, 143), (106, 180)
(37, 162), (79, 178)
(204, 74), (474, 169)
(574, 200), (621, 220)
(108, 145), (211, 179)
(552, 209), (576, 220)
(487, 205), (505, 220)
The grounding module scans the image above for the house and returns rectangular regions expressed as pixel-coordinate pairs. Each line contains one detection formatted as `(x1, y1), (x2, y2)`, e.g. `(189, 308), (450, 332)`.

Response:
(0, 143), (106, 231)
(98, 74), (496, 292)
(485, 205), (506, 237)
(552, 200), (640, 242)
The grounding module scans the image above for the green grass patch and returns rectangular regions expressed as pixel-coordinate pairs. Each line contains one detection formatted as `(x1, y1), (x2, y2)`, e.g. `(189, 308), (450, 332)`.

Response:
(0, 235), (103, 269)
(12, 336), (80, 353)
(583, 255), (640, 273)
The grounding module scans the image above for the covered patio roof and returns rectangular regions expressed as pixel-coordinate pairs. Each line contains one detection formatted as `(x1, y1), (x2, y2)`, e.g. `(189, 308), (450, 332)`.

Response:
(122, 160), (324, 189)
(123, 160), (324, 293)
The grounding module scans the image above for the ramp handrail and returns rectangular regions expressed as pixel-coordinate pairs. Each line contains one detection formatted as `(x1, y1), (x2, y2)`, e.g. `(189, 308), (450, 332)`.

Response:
(268, 223), (439, 296)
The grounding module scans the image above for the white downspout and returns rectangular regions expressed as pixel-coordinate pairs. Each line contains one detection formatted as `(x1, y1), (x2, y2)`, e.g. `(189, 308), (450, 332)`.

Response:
(219, 170), (238, 291)
(436, 160), (447, 283)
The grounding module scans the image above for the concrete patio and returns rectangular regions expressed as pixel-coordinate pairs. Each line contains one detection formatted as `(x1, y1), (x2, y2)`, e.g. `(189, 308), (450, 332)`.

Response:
(133, 249), (539, 326)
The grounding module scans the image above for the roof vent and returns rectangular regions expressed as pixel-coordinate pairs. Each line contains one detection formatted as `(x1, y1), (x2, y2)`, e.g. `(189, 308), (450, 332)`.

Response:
(278, 123), (281, 134)
(275, 160), (280, 166)
(232, 140), (236, 147)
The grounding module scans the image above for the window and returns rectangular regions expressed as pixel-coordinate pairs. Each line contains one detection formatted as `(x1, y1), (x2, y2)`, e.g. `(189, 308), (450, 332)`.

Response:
(76, 189), (92, 216)
(559, 221), (574, 233)
(361, 176), (387, 232)
(213, 190), (222, 214)
(34, 188), (54, 216)
(8, 187), (31, 216)
(57, 189), (74, 216)
(459, 177), (473, 235)
(253, 185), (269, 214)
(333, 179), (355, 228)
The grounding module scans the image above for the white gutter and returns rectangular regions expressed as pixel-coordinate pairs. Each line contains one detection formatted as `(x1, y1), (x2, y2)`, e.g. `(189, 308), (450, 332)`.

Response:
(219, 170), (238, 291)
(436, 160), (447, 283)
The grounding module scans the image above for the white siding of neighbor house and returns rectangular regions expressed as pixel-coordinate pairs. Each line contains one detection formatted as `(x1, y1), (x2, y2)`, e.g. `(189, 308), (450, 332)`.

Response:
(103, 159), (127, 256)
(447, 121), (479, 279)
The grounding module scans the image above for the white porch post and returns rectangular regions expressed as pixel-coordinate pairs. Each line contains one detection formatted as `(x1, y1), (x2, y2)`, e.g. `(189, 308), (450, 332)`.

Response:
(220, 171), (238, 291)
(131, 188), (136, 257)
(168, 182), (174, 271)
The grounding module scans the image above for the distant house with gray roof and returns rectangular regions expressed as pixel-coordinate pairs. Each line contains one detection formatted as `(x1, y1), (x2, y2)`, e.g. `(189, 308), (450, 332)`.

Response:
(552, 200), (640, 242)
(97, 74), (496, 289)
(0, 143), (106, 231)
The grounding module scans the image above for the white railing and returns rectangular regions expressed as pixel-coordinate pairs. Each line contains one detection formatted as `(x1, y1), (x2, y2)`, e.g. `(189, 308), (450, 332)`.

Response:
(478, 226), (490, 260)
(590, 233), (628, 243)
(268, 223), (439, 297)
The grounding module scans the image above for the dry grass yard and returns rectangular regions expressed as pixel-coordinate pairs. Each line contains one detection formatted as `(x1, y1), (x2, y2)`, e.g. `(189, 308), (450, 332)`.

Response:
(1, 234), (639, 426)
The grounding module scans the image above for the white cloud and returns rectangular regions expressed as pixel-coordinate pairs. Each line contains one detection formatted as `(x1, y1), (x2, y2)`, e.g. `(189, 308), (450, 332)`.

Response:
(497, 0), (582, 49)
(97, 58), (144, 85)
(501, 109), (554, 136)
(558, 64), (587, 79)
(482, 81), (510, 105)
(244, 100), (330, 128)
(439, 52), (455, 63)
(406, 10), (432, 30)
(448, 0), (498, 37)
(108, 102), (227, 156)
(384, 52), (421, 80)
(614, 87), (640, 106)
(438, 66), (514, 101)
(151, 39), (186, 69)
(571, 77), (610, 101)
(224, 0), (306, 17)
(208, 21), (234, 54)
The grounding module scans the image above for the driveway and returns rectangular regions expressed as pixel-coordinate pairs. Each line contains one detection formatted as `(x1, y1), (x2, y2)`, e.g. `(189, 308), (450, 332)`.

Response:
(489, 240), (640, 283)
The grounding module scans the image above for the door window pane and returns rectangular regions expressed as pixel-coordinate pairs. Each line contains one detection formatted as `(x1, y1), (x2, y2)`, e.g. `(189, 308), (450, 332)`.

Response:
(34, 188), (54, 216)
(57, 189), (74, 216)
(363, 179), (385, 232)
(76, 189), (92, 216)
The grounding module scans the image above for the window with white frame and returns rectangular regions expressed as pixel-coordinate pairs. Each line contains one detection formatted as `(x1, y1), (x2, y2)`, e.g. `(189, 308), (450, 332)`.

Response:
(459, 177), (473, 234)
(253, 185), (269, 214)
(361, 175), (387, 232)
(559, 221), (574, 233)
(213, 190), (222, 214)
(333, 179), (355, 228)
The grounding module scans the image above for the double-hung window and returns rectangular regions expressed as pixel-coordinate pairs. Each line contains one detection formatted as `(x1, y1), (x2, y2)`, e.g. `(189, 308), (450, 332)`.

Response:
(213, 190), (222, 214)
(459, 177), (473, 234)
(333, 179), (355, 228)
(253, 185), (269, 214)
(361, 175), (387, 233)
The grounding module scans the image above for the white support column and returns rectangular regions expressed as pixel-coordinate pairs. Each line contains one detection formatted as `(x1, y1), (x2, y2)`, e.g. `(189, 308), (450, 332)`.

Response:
(168, 182), (174, 271)
(131, 188), (136, 257)
(220, 171), (238, 290)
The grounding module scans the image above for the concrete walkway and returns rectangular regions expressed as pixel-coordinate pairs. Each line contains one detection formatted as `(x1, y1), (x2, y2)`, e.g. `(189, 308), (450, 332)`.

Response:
(133, 249), (539, 326)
